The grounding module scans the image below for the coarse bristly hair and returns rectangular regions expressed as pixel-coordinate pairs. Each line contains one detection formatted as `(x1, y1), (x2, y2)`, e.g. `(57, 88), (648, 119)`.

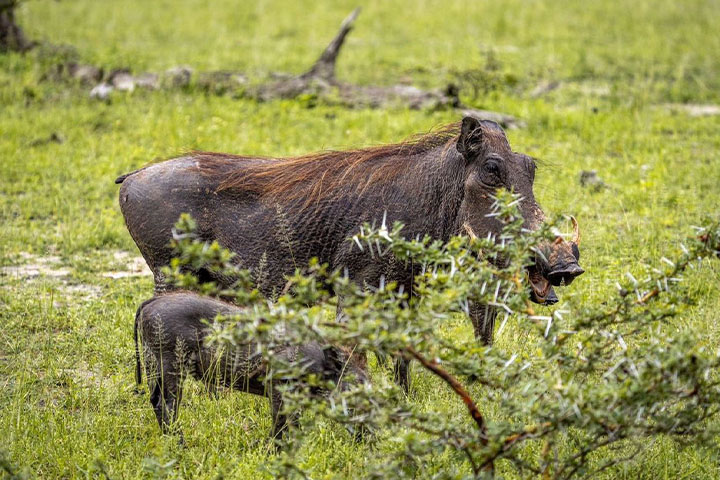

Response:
(193, 123), (464, 206)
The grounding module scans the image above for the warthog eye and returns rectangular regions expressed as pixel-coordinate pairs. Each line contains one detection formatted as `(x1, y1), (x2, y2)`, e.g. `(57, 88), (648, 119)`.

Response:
(481, 158), (503, 186)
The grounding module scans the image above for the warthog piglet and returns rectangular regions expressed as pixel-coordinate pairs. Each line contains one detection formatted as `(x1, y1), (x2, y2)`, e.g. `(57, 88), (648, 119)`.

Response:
(134, 291), (367, 441)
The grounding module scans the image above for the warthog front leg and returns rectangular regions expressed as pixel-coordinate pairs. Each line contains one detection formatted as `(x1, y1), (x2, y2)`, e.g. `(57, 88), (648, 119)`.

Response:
(393, 356), (411, 394)
(269, 386), (300, 446)
(469, 302), (497, 346)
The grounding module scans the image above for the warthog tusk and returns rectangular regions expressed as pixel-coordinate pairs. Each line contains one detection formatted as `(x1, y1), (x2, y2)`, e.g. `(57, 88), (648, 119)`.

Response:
(570, 216), (581, 245)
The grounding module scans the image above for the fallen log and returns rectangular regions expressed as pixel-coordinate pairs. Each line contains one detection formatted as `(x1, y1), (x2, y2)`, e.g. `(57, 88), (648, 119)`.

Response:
(253, 8), (522, 128)
(41, 6), (521, 128)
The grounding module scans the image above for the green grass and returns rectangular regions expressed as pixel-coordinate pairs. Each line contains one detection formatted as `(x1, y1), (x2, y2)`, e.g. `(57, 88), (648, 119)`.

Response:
(1, 0), (720, 478)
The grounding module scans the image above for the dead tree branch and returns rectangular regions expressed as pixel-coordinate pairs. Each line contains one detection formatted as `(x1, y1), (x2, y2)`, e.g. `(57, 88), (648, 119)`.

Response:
(303, 7), (360, 82)
(254, 7), (522, 127)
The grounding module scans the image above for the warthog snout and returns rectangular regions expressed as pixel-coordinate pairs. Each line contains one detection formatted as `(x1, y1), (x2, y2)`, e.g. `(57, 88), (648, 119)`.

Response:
(544, 287), (559, 305)
(547, 263), (585, 286)
(536, 216), (584, 290)
(547, 216), (584, 286)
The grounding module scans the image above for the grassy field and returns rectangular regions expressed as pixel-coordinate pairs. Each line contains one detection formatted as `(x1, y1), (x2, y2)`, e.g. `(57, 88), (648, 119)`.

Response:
(1, 0), (720, 478)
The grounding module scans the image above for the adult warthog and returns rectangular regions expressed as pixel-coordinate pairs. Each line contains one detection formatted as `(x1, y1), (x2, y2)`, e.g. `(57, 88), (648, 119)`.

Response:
(117, 117), (583, 390)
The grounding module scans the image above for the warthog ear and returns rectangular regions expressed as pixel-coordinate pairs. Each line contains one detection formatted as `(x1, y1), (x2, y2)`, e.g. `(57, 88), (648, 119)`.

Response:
(457, 116), (482, 158)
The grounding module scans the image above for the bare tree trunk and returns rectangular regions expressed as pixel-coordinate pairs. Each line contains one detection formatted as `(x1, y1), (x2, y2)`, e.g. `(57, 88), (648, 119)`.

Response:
(0, 0), (34, 52)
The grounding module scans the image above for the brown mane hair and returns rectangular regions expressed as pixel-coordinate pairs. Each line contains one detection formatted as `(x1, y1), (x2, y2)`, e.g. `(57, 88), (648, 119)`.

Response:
(194, 122), (461, 206)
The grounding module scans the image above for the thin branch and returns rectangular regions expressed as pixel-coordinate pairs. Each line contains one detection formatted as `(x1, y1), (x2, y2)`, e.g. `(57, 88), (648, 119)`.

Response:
(404, 347), (490, 453)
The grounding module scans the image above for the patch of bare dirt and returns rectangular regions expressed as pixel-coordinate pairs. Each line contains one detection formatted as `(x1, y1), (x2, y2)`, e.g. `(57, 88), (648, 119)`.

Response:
(1, 254), (103, 301)
(1, 251), (151, 298)
(61, 284), (103, 300)
(102, 251), (152, 278)
(664, 103), (720, 117)
(58, 362), (103, 388)
(1, 253), (69, 278)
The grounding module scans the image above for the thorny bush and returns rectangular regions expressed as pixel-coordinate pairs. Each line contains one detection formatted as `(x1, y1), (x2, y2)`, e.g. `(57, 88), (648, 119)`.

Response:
(161, 190), (720, 479)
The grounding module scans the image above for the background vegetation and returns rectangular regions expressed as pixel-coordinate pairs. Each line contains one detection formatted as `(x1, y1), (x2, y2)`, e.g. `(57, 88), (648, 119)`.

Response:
(1, 0), (719, 478)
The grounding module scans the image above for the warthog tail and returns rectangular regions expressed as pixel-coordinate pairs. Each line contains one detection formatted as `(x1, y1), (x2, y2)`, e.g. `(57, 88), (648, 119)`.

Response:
(115, 166), (149, 184)
(115, 173), (131, 184)
(134, 303), (143, 386)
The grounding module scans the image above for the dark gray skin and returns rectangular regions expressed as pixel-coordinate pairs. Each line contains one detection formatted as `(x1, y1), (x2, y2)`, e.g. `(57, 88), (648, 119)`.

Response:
(119, 117), (584, 392)
(135, 292), (367, 441)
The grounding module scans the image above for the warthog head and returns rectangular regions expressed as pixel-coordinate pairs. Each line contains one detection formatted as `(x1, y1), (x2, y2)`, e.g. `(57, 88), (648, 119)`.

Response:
(456, 116), (584, 304)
